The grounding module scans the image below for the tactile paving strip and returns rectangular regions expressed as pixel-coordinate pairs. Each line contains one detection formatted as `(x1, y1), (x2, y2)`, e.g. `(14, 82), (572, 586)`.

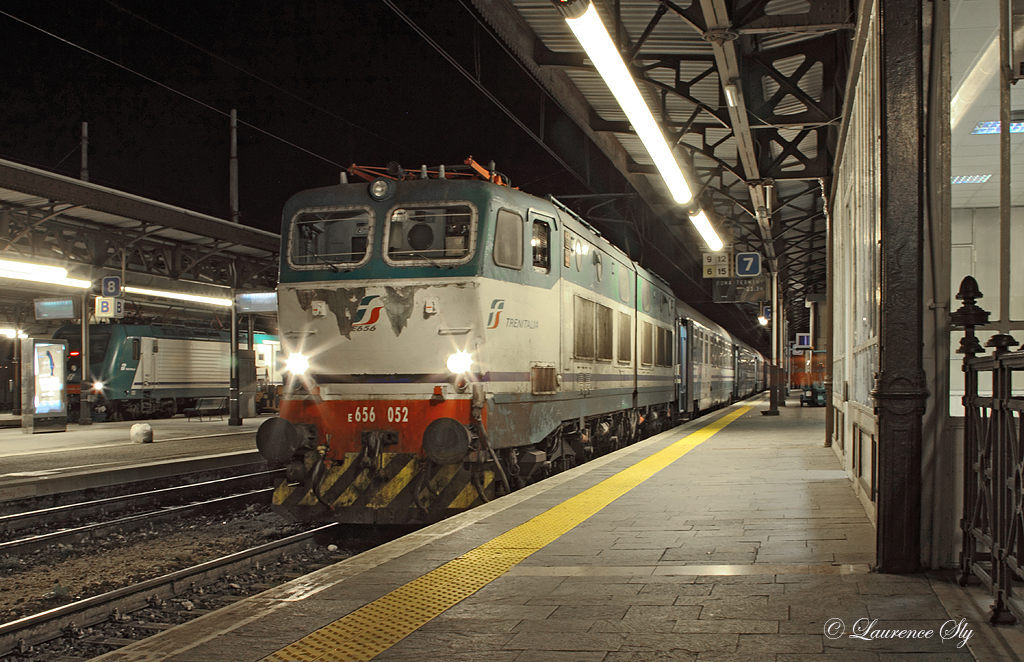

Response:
(263, 404), (752, 661)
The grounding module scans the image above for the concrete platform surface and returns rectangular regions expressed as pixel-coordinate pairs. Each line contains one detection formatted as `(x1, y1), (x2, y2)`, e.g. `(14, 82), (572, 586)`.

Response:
(0, 413), (266, 497)
(91, 396), (1023, 662)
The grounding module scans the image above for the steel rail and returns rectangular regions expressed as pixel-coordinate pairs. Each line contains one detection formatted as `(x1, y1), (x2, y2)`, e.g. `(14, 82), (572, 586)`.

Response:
(0, 523), (338, 657)
(0, 469), (282, 535)
(0, 487), (275, 555)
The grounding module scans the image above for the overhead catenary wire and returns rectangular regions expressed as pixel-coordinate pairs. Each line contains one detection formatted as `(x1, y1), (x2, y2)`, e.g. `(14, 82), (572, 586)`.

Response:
(100, 0), (421, 159)
(0, 8), (347, 171)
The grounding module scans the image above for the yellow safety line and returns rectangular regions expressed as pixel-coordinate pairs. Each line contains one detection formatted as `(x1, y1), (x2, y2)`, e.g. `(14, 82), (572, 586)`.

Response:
(263, 404), (752, 662)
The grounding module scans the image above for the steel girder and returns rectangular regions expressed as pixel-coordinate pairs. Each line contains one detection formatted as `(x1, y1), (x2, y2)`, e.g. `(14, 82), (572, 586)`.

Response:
(521, 0), (852, 334)
(0, 199), (278, 292)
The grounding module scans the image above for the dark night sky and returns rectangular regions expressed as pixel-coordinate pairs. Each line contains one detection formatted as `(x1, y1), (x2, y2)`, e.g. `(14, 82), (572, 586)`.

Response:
(0, 1), (588, 234)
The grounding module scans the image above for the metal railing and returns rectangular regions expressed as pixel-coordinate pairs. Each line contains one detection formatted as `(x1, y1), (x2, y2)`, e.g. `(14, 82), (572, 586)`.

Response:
(951, 275), (1024, 624)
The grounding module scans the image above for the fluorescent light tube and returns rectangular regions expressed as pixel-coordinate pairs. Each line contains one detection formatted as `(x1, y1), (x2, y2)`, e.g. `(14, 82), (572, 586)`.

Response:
(0, 258), (68, 278)
(124, 286), (232, 307)
(688, 210), (724, 251)
(564, 4), (693, 204)
(0, 258), (91, 288)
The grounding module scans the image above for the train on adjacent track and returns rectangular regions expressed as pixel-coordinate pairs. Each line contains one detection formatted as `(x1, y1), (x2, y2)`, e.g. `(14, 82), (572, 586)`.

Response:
(53, 324), (282, 421)
(256, 160), (767, 525)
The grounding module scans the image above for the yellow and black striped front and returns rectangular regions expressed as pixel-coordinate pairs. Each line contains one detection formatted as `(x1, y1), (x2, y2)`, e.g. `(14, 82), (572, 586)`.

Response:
(272, 452), (494, 524)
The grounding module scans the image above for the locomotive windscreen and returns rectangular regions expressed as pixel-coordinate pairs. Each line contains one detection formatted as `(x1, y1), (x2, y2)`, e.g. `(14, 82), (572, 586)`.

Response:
(291, 208), (372, 268)
(58, 331), (111, 364)
(385, 205), (473, 262)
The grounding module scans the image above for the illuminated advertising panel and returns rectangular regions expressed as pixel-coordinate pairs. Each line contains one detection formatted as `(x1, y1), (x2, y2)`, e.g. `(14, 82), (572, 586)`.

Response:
(33, 342), (65, 415)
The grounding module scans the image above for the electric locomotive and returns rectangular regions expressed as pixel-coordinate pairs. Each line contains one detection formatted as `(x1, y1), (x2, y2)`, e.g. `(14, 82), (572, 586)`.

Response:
(257, 160), (764, 525)
(55, 324), (282, 420)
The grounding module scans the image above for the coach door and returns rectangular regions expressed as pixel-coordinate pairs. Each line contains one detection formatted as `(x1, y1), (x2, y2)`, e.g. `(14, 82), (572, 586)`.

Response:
(141, 338), (158, 388)
(677, 322), (688, 413)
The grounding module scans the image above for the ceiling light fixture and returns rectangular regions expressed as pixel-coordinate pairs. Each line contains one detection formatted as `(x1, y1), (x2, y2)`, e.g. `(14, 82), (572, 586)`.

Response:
(970, 120), (1024, 134)
(950, 174), (992, 184)
(724, 83), (739, 108)
(123, 286), (232, 307)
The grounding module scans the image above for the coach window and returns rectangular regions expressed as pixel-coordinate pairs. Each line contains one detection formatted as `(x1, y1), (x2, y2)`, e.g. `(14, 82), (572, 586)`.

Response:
(494, 209), (524, 269)
(656, 327), (672, 367)
(531, 219), (550, 273)
(617, 311), (632, 363)
(574, 296), (596, 359)
(291, 207), (373, 269)
(641, 321), (653, 366)
(596, 303), (613, 361)
(618, 266), (631, 303)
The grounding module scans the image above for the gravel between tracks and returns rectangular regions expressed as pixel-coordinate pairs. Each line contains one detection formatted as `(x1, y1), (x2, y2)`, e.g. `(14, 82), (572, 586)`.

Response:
(0, 504), (321, 625)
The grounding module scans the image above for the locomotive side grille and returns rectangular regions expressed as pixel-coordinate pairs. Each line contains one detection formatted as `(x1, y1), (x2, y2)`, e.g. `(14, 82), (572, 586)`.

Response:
(531, 365), (557, 395)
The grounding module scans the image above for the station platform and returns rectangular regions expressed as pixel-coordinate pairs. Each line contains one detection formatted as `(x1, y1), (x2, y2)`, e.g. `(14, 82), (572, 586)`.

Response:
(91, 396), (1023, 662)
(0, 413), (265, 501)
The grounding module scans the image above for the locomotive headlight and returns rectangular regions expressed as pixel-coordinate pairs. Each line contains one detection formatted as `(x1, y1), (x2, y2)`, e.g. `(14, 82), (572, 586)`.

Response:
(92, 381), (104, 393)
(368, 177), (395, 201)
(285, 352), (310, 376)
(446, 350), (473, 374)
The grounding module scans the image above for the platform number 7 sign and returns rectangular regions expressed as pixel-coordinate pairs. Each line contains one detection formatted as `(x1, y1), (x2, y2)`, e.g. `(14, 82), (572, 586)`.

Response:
(735, 252), (761, 277)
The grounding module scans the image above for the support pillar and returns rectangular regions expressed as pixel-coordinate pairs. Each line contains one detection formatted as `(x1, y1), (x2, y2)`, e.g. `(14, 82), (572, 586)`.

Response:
(79, 290), (91, 425)
(763, 267), (780, 415)
(229, 297), (242, 426)
(11, 333), (21, 416)
(872, 0), (929, 573)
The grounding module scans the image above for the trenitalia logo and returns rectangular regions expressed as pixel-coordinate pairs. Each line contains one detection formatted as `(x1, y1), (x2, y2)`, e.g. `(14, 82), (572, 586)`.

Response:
(486, 299), (504, 329)
(353, 295), (384, 326)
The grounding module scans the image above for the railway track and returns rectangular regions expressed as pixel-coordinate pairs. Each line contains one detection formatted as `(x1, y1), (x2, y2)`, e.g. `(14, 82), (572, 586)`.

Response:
(0, 524), (339, 659)
(0, 468), (283, 554)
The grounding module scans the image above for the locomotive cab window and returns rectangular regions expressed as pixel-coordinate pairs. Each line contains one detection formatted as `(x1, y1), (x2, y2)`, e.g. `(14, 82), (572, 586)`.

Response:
(62, 333), (111, 364)
(291, 206), (373, 269)
(531, 219), (550, 273)
(386, 203), (475, 265)
(493, 209), (524, 269)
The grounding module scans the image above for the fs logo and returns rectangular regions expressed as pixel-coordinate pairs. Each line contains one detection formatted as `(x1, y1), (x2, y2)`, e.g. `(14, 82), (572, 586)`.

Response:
(486, 299), (505, 329)
(353, 295), (384, 327)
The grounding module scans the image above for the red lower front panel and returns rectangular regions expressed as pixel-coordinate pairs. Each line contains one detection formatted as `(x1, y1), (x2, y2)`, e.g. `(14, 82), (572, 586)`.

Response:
(279, 396), (480, 460)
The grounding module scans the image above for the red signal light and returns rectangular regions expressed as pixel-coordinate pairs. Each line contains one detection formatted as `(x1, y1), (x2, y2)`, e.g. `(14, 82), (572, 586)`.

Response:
(69, 351), (80, 356)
